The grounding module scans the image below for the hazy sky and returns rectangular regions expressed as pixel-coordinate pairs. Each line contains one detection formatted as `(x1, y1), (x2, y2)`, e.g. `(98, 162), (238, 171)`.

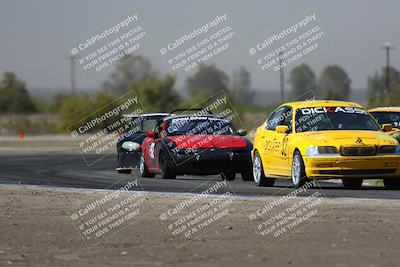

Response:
(1, 0), (399, 91)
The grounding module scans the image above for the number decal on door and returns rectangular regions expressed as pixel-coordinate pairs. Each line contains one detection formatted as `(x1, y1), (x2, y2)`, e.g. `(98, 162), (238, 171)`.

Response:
(149, 143), (155, 159)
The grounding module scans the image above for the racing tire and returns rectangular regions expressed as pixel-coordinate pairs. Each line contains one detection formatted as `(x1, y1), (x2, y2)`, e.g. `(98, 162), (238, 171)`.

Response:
(342, 178), (363, 189)
(383, 178), (400, 190)
(159, 151), (176, 179)
(241, 169), (254, 181)
(139, 153), (155, 178)
(253, 150), (275, 187)
(221, 172), (236, 181)
(291, 151), (311, 189)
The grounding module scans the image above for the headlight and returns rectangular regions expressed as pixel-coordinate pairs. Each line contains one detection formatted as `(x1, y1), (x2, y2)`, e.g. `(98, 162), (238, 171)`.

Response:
(379, 145), (400, 155)
(306, 145), (338, 157)
(122, 141), (140, 151)
(306, 145), (319, 157)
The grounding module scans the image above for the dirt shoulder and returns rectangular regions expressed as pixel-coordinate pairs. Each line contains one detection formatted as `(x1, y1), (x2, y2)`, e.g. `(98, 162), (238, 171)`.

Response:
(0, 184), (399, 267)
(0, 136), (79, 148)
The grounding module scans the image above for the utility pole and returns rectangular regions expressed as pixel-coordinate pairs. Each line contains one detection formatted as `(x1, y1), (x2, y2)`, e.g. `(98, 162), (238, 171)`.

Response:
(381, 42), (395, 100)
(279, 51), (284, 103)
(69, 55), (77, 94)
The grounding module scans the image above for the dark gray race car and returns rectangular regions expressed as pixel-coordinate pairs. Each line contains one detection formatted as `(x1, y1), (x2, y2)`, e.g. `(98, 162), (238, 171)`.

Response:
(116, 113), (168, 173)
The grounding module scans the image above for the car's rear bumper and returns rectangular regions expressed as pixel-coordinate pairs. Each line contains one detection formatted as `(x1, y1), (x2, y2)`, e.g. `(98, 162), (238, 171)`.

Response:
(304, 155), (400, 179)
(168, 148), (252, 175)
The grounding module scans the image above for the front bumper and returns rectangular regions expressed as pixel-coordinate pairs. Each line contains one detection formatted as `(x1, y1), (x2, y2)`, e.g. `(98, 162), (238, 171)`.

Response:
(304, 155), (400, 179)
(117, 149), (141, 170)
(168, 148), (252, 175)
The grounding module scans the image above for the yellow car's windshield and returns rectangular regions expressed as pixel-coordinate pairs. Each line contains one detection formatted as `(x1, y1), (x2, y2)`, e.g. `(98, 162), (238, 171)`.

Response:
(295, 106), (380, 132)
(370, 112), (400, 128)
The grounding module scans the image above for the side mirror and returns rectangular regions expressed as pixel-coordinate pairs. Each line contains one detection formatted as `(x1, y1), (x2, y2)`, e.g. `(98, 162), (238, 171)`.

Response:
(146, 131), (159, 138)
(237, 129), (247, 136)
(276, 125), (289, 134)
(382, 124), (393, 132)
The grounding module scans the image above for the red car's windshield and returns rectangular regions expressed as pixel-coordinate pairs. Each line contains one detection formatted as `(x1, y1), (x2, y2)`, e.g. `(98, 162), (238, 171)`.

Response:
(165, 116), (235, 136)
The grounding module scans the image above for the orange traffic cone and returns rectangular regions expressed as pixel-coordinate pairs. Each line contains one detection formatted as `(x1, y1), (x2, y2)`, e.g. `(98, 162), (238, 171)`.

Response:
(18, 130), (25, 140)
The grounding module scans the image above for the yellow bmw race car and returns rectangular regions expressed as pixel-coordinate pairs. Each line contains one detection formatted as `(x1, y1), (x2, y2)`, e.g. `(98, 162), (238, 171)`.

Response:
(369, 106), (400, 129)
(252, 100), (400, 189)
(369, 107), (400, 143)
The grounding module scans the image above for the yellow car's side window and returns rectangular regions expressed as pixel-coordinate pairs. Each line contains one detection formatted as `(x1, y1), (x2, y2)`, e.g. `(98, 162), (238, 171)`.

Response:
(265, 106), (293, 132)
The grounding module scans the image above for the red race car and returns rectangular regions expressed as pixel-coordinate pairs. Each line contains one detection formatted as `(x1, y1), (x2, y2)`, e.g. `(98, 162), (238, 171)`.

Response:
(139, 109), (253, 181)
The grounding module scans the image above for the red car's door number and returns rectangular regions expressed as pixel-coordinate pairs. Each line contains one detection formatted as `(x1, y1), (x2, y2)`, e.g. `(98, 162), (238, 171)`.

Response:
(149, 143), (156, 159)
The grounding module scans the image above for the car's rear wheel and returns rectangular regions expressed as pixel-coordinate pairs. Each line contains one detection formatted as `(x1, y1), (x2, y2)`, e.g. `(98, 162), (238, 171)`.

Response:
(253, 150), (275, 187)
(291, 151), (311, 189)
(221, 172), (236, 181)
(241, 169), (254, 181)
(159, 151), (176, 179)
(383, 178), (400, 190)
(342, 178), (363, 189)
(139, 153), (155, 178)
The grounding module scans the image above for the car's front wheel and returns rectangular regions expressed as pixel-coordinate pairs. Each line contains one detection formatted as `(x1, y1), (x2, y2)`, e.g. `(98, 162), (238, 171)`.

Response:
(159, 151), (176, 179)
(241, 169), (254, 181)
(342, 178), (363, 189)
(291, 151), (311, 189)
(139, 153), (155, 178)
(383, 178), (400, 189)
(221, 172), (236, 181)
(253, 150), (275, 187)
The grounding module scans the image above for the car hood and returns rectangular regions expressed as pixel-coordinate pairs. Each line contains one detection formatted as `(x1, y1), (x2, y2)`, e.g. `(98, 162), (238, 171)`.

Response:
(166, 134), (248, 149)
(298, 130), (398, 147)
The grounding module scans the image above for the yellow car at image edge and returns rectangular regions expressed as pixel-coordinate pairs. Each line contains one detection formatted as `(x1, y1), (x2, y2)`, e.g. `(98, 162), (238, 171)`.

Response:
(252, 100), (400, 189)
(368, 106), (400, 143)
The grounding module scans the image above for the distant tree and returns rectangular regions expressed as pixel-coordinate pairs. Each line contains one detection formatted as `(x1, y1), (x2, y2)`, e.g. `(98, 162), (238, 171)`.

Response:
(323, 89), (342, 100)
(288, 63), (317, 99)
(91, 91), (121, 131)
(93, 91), (117, 110)
(49, 92), (71, 113)
(131, 74), (180, 112)
(102, 55), (156, 95)
(319, 65), (351, 100)
(388, 85), (400, 106)
(186, 64), (229, 98)
(57, 91), (132, 133)
(232, 66), (253, 104)
(57, 93), (95, 131)
(0, 72), (37, 113)
(367, 66), (400, 105)
(180, 90), (213, 108)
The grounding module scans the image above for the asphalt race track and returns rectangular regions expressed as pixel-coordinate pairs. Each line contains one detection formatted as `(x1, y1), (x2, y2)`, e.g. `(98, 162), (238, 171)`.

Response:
(1, 150), (399, 200)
